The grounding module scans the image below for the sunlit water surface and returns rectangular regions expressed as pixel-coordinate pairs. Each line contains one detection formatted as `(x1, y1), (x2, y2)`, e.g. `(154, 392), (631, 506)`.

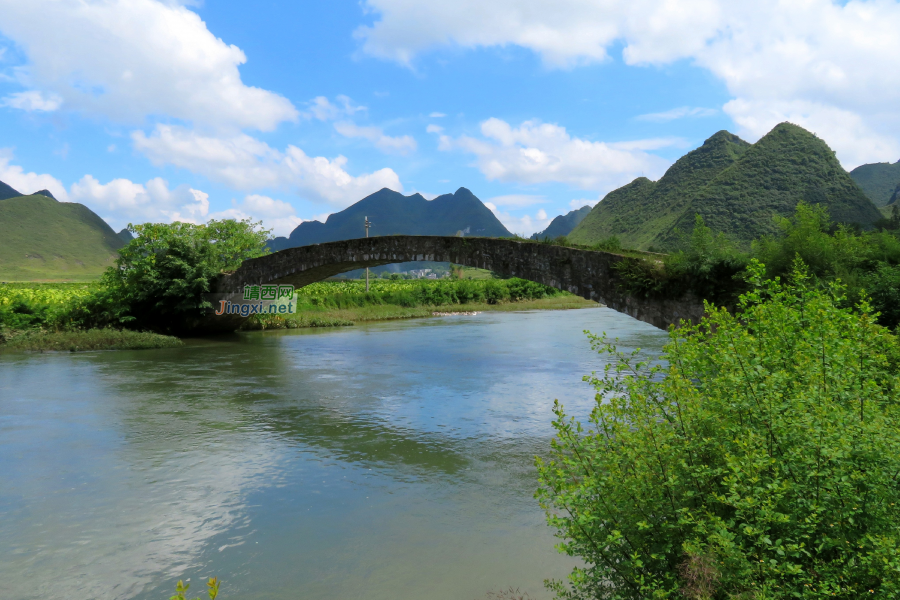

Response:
(0, 308), (668, 600)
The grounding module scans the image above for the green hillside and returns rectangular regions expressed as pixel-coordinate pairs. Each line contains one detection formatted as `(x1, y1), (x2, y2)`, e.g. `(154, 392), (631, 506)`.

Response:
(0, 180), (22, 200)
(0, 193), (125, 281)
(531, 205), (592, 239)
(569, 123), (882, 249)
(850, 160), (900, 206)
(569, 130), (751, 248)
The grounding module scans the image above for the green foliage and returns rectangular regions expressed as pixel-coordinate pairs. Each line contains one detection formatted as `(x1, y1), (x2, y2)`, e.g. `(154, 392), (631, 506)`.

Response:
(0, 193), (125, 281)
(0, 282), (98, 333)
(569, 124), (881, 250)
(290, 277), (562, 310)
(537, 262), (900, 599)
(170, 577), (219, 600)
(93, 219), (270, 332)
(614, 216), (748, 304)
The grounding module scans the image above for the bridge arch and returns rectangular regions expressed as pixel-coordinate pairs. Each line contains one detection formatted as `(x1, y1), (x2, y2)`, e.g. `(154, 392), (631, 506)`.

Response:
(211, 236), (704, 331)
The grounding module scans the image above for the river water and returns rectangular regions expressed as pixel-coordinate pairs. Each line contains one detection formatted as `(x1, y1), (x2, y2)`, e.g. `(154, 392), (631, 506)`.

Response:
(0, 308), (669, 600)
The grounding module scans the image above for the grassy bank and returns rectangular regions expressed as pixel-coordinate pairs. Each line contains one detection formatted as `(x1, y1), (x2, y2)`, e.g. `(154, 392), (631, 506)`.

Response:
(2, 278), (595, 344)
(242, 295), (597, 330)
(0, 328), (183, 352)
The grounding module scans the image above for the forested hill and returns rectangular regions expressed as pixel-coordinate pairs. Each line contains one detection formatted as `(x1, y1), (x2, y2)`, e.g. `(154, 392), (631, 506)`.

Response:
(268, 187), (512, 250)
(850, 160), (900, 206)
(568, 130), (751, 248)
(531, 205), (592, 240)
(569, 123), (882, 250)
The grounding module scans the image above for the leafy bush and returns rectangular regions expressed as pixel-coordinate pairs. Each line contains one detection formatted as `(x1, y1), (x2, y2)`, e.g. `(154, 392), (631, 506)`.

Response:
(614, 215), (748, 304)
(537, 261), (900, 599)
(89, 219), (270, 333)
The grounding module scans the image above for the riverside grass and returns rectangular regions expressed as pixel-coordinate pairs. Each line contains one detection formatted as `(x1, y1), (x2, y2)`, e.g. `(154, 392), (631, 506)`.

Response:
(1, 279), (595, 343)
(0, 328), (183, 352)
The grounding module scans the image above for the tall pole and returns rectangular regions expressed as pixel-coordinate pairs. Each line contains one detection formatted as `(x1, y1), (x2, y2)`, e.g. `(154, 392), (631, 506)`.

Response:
(364, 216), (372, 292)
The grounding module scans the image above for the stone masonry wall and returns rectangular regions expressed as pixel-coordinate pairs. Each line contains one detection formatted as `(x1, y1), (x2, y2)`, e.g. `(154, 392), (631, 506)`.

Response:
(206, 236), (706, 332)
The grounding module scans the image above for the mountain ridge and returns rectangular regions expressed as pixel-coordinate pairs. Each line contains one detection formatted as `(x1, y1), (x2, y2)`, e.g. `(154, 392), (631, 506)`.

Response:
(269, 187), (512, 250)
(569, 123), (881, 249)
(531, 206), (592, 240)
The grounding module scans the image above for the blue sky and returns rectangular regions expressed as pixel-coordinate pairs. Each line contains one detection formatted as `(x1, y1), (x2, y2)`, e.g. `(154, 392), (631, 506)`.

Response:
(1, 0), (899, 237)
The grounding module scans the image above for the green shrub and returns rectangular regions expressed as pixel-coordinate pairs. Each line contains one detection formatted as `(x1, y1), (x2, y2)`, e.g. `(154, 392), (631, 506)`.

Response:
(537, 260), (900, 599)
(92, 219), (270, 333)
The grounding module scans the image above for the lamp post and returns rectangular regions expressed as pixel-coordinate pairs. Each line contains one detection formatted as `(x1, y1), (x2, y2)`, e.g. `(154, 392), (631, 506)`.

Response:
(364, 216), (372, 292)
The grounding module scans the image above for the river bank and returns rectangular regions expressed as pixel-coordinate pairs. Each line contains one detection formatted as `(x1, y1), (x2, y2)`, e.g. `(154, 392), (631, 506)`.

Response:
(241, 295), (597, 331)
(0, 296), (597, 352)
(1, 279), (595, 352)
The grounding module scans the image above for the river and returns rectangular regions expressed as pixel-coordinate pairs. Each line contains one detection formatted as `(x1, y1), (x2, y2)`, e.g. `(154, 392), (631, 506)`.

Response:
(0, 308), (669, 600)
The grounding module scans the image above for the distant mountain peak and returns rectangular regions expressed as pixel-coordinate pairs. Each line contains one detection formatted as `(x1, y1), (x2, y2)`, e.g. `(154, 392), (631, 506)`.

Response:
(267, 187), (512, 251)
(569, 122), (879, 249)
(34, 189), (56, 200)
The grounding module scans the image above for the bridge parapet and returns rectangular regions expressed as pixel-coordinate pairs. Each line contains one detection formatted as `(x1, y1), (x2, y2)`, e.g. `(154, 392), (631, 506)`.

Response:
(211, 236), (705, 331)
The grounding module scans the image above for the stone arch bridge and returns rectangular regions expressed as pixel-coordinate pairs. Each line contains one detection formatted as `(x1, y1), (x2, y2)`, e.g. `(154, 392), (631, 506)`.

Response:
(207, 236), (704, 331)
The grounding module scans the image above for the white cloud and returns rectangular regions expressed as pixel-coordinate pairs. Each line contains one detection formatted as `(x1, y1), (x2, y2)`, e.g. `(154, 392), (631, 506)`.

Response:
(333, 121), (417, 155)
(209, 194), (303, 237)
(0, 0), (297, 130)
(569, 198), (598, 210)
(0, 149), (68, 199)
(356, 0), (900, 168)
(483, 201), (551, 237)
(636, 106), (718, 122)
(1, 90), (62, 112)
(485, 194), (545, 208)
(69, 174), (210, 229)
(306, 95), (366, 121)
(131, 125), (403, 208)
(429, 112), (446, 118)
(440, 117), (673, 191)
(426, 124), (443, 134)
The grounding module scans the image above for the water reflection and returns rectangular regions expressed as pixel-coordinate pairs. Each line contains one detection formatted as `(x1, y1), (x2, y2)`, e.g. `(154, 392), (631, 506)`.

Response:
(0, 308), (669, 600)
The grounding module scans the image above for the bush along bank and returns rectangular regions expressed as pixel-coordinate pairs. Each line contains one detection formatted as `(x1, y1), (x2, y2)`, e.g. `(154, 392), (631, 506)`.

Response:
(538, 261), (900, 599)
(612, 202), (900, 330)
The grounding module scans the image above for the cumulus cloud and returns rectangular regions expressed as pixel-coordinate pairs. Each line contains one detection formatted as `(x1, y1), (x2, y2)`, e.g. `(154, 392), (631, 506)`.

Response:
(569, 198), (598, 210)
(209, 194), (303, 237)
(0, 0), (297, 130)
(356, 0), (900, 168)
(636, 106), (718, 123)
(69, 175), (211, 229)
(334, 121), (417, 155)
(429, 112), (446, 118)
(0, 149), (68, 199)
(439, 118), (673, 191)
(483, 202), (551, 237)
(132, 125), (403, 208)
(0, 150), (304, 234)
(1, 90), (62, 112)
(426, 124), (443, 134)
(305, 95), (366, 121)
